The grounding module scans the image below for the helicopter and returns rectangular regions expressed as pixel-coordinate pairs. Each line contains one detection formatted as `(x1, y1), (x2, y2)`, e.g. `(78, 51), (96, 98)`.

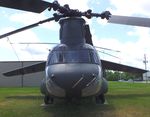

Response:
(0, 0), (148, 104)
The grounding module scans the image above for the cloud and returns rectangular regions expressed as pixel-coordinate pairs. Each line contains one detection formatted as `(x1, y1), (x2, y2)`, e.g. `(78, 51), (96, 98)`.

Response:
(58, 0), (90, 11)
(127, 27), (150, 58)
(8, 0), (92, 32)
(97, 18), (108, 26)
(0, 27), (50, 60)
(9, 12), (59, 31)
(93, 0), (150, 70)
(55, 0), (93, 24)
(108, 0), (150, 16)
(97, 0), (150, 26)
(0, 0), (150, 70)
(92, 27), (150, 70)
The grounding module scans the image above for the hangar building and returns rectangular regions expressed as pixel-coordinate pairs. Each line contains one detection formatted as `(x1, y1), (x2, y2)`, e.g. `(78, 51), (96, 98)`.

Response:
(143, 72), (150, 81)
(0, 61), (45, 87)
(0, 61), (148, 87)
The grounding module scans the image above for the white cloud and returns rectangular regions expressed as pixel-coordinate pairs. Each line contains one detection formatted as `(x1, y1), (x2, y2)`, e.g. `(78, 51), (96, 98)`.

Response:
(109, 0), (150, 16)
(0, 0), (92, 61)
(97, 18), (108, 26)
(0, 27), (50, 61)
(10, 12), (45, 24)
(8, 0), (92, 32)
(127, 27), (150, 60)
(97, 0), (150, 26)
(93, 27), (150, 70)
(58, 0), (90, 11)
(9, 12), (59, 31)
(1, 0), (150, 70)
(93, 0), (150, 70)
(54, 0), (94, 25)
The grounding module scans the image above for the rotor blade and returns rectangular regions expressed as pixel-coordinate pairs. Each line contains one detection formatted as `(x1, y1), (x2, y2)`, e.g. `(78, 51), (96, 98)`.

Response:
(95, 46), (120, 52)
(11, 42), (58, 45)
(0, 0), (50, 13)
(3, 61), (46, 76)
(97, 50), (120, 59)
(11, 43), (121, 53)
(0, 17), (55, 39)
(101, 59), (148, 74)
(108, 15), (150, 27)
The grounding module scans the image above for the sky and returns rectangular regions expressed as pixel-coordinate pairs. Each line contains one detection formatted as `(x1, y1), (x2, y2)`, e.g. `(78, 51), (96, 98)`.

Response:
(0, 0), (150, 70)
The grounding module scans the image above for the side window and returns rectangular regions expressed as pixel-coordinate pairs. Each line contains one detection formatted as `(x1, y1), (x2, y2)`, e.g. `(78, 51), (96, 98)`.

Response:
(48, 52), (58, 64)
(58, 53), (64, 63)
(90, 50), (99, 64)
(47, 51), (64, 65)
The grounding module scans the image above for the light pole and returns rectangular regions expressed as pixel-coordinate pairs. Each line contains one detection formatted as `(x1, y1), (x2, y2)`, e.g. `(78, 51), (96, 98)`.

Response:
(143, 54), (148, 83)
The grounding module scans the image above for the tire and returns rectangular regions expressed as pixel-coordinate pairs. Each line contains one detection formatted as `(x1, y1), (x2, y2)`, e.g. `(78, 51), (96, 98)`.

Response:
(44, 96), (54, 104)
(95, 94), (105, 104)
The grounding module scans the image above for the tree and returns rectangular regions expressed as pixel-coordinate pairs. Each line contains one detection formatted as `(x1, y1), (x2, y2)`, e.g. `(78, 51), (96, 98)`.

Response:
(105, 70), (139, 81)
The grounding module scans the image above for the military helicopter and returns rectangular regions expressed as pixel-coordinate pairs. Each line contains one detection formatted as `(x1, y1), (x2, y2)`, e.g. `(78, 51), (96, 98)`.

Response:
(0, 0), (148, 104)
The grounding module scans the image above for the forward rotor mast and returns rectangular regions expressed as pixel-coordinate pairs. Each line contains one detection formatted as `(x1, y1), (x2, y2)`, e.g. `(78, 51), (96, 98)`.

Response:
(0, 0), (111, 39)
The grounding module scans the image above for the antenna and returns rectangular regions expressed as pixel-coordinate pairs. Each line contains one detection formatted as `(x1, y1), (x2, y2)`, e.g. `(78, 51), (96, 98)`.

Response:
(143, 54), (148, 83)
(7, 37), (24, 87)
(143, 54), (148, 70)
(7, 37), (20, 61)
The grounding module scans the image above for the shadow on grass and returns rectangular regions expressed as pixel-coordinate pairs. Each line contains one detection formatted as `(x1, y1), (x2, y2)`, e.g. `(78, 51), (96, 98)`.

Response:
(43, 99), (117, 117)
(5, 95), (117, 117)
(6, 95), (43, 100)
(107, 93), (150, 99)
(6, 93), (150, 100)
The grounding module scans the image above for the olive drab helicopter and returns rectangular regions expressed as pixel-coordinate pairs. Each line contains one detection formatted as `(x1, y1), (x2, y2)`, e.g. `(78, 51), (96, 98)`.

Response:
(0, 0), (148, 104)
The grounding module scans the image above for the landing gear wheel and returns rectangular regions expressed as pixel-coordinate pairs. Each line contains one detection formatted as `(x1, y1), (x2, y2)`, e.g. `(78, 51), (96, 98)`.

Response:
(95, 94), (105, 104)
(44, 96), (54, 104)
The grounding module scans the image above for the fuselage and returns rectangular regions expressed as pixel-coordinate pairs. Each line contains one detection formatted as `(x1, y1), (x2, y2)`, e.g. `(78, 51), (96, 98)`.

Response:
(40, 17), (108, 99)
(42, 43), (105, 98)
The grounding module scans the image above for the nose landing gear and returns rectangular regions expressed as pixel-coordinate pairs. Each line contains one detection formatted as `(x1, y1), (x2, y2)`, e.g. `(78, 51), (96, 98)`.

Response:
(44, 95), (54, 104)
(95, 94), (105, 104)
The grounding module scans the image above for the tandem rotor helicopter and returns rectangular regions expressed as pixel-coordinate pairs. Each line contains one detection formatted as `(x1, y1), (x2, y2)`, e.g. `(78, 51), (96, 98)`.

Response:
(0, 0), (148, 104)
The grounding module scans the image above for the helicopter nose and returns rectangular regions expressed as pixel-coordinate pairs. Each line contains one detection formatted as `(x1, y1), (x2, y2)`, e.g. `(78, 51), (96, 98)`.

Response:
(47, 64), (100, 91)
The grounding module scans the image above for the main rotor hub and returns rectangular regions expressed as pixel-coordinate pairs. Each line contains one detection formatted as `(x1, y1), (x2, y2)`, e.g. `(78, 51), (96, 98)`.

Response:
(59, 17), (86, 45)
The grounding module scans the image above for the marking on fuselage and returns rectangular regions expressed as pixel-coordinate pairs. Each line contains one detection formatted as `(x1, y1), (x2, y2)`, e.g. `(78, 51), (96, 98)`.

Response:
(72, 76), (84, 88)
(86, 77), (96, 87)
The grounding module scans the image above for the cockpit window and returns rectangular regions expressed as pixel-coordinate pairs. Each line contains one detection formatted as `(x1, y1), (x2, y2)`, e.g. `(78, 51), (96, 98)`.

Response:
(47, 49), (99, 65)
(64, 50), (90, 63)
(48, 51), (63, 64)
(90, 50), (99, 64)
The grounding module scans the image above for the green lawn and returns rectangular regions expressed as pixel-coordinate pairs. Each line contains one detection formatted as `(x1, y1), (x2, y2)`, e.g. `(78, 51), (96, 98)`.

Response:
(0, 82), (150, 117)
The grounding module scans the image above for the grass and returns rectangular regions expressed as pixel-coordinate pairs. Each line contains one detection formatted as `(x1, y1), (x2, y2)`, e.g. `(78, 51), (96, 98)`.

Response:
(0, 82), (150, 117)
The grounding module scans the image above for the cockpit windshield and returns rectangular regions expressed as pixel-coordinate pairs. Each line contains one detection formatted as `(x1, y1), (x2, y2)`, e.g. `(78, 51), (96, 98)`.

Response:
(47, 49), (99, 65)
